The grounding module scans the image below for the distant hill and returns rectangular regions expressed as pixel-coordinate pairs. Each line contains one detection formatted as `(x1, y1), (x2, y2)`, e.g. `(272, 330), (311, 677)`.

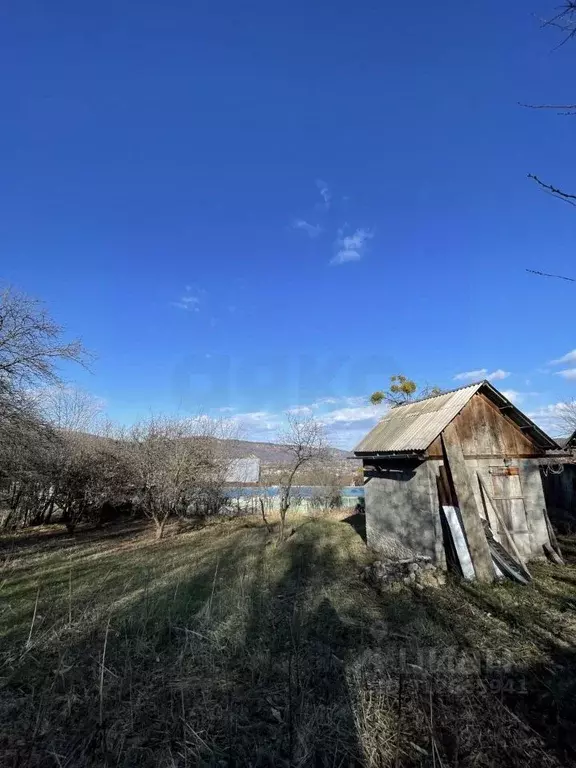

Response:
(222, 438), (355, 465)
(68, 431), (357, 467)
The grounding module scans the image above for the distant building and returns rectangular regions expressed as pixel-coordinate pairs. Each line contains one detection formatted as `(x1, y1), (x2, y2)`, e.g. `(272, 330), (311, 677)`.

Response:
(354, 381), (559, 582)
(224, 455), (260, 485)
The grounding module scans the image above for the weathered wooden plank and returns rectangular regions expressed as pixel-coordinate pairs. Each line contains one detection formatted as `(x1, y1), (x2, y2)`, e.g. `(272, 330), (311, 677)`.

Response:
(442, 423), (495, 582)
(477, 473), (529, 572)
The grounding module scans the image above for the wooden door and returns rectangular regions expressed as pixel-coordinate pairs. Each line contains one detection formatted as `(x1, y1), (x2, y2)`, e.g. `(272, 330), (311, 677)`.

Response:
(490, 467), (531, 560)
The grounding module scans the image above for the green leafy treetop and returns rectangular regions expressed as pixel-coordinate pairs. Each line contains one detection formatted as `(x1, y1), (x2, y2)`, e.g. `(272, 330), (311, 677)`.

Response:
(370, 375), (442, 407)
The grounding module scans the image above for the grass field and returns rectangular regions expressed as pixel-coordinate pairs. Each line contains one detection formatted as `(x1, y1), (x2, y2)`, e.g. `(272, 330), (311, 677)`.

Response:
(2, 512), (576, 767)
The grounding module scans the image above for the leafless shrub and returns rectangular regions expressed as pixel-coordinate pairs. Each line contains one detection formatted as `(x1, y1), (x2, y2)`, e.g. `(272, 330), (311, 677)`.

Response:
(126, 415), (235, 539)
(275, 414), (330, 539)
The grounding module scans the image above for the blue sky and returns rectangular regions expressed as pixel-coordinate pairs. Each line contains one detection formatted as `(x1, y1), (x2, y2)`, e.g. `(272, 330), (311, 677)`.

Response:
(1, 0), (575, 447)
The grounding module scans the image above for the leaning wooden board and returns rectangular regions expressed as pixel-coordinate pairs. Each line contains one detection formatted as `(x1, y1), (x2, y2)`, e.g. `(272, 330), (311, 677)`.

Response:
(442, 422), (495, 583)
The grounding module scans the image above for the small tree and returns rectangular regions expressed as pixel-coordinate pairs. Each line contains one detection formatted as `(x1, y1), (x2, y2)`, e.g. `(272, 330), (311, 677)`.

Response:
(370, 375), (442, 406)
(555, 400), (576, 439)
(276, 414), (330, 540)
(0, 287), (90, 529)
(127, 416), (232, 539)
(34, 385), (104, 433)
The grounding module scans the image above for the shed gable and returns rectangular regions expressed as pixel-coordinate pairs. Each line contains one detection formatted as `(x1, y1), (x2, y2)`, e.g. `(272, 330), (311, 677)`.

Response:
(426, 392), (545, 458)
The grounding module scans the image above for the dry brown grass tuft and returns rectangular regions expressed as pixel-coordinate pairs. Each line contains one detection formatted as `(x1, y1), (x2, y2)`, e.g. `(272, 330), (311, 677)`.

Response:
(1, 515), (576, 766)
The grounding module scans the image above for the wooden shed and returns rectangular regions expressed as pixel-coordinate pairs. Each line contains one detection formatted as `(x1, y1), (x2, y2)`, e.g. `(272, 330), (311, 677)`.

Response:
(541, 428), (576, 532)
(354, 381), (560, 582)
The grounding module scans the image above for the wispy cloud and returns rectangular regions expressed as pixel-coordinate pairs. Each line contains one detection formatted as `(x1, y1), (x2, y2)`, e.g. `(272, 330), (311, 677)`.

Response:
(331, 227), (373, 265)
(501, 389), (521, 404)
(319, 403), (388, 426)
(551, 349), (576, 365)
(173, 286), (202, 312)
(487, 369), (510, 382)
(287, 405), (314, 415)
(316, 179), (331, 209)
(528, 402), (572, 435)
(556, 368), (576, 380)
(454, 369), (488, 381)
(292, 219), (323, 238)
(453, 368), (510, 383)
(227, 410), (284, 440)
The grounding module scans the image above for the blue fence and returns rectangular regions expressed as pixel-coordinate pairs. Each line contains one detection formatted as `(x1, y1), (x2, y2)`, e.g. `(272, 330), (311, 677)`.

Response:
(224, 486), (364, 499)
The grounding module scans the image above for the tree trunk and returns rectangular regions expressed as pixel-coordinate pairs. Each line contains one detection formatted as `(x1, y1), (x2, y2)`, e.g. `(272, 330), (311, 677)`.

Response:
(259, 497), (272, 533)
(155, 518), (167, 540)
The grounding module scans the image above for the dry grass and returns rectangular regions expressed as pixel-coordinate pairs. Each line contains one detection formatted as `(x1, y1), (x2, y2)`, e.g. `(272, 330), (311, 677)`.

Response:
(1, 514), (576, 767)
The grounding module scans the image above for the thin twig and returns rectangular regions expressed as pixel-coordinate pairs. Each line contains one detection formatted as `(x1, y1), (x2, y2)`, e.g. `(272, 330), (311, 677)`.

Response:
(526, 269), (575, 283)
(528, 174), (576, 206)
(25, 584), (41, 650)
(68, 558), (72, 626)
(519, 101), (576, 112)
(99, 614), (112, 726)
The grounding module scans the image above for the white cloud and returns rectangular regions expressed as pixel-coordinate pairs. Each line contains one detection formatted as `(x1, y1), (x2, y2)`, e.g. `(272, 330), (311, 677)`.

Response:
(550, 349), (576, 365)
(486, 369), (510, 382)
(454, 369), (487, 381)
(316, 179), (331, 209)
(287, 405), (314, 415)
(556, 368), (576, 380)
(331, 228), (373, 265)
(527, 402), (572, 435)
(292, 219), (322, 238)
(453, 368), (510, 383)
(319, 403), (389, 426)
(228, 410), (283, 440)
(173, 287), (202, 312)
(501, 389), (521, 404)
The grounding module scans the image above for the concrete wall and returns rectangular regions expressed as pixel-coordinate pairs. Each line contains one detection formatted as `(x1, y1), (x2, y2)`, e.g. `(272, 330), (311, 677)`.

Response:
(363, 460), (444, 564)
(363, 455), (550, 567)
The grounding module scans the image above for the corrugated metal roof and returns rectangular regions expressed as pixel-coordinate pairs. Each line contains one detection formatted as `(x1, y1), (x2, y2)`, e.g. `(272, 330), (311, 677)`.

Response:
(354, 383), (482, 454)
(354, 381), (560, 455)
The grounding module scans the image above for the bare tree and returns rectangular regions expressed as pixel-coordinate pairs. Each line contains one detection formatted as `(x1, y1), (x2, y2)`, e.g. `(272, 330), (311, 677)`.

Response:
(555, 400), (576, 439)
(33, 385), (104, 433)
(0, 287), (89, 392)
(127, 415), (233, 539)
(276, 414), (330, 540)
(0, 287), (91, 529)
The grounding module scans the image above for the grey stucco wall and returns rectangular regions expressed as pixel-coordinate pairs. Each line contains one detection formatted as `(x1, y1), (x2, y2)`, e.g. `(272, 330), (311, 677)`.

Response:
(364, 460), (443, 563)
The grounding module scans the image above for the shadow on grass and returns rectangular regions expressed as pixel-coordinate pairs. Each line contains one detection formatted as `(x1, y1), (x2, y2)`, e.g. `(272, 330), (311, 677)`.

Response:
(0, 519), (149, 560)
(341, 512), (367, 543)
(3, 519), (576, 767)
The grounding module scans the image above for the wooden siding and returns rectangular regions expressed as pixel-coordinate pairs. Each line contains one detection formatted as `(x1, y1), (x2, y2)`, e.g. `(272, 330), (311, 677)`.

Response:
(426, 392), (543, 458)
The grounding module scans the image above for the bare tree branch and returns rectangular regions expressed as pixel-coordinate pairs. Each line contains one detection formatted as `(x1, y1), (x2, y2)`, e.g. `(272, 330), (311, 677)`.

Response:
(541, 1), (576, 47)
(526, 269), (576, 282)
(519, 101), (576, 115)
(527, 174), (576, 206)
(0, 286), (92, 392)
